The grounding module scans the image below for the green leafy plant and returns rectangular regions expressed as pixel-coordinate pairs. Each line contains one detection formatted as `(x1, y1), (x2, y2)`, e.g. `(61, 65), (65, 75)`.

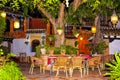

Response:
(0, 46), (10, 56)
(0, 16), (6, 43)
(73, 30), (79, 37)
(35, 45), (41, 58)
(96, 41), (108, 54)
(66, 45), (78, 55)
(60, 44), (67, 50)
(104, 52), (120, 80)
(54, 47), (60, 54)
(0, 61), (26, 80)
(47, 34), (55, 42)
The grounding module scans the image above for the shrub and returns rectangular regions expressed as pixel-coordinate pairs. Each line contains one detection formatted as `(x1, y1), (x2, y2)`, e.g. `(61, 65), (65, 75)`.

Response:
(0, 61), (26, 80)
(104, 52), (120, 80)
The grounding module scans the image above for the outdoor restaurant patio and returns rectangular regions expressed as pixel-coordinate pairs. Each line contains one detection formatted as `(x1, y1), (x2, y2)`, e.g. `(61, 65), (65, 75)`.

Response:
(0, 0), (120, 80)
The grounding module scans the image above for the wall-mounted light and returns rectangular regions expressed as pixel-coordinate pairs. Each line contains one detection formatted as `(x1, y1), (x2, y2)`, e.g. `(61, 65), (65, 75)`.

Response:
(91, 26), (96, 34)
(0, 11), (6, 18)
(14, 19), (20, 29)
(111, 10), (118, 27)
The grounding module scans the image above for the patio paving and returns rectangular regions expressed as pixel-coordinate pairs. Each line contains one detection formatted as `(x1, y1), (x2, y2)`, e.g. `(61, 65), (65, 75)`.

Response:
(19, 62), (110, 80)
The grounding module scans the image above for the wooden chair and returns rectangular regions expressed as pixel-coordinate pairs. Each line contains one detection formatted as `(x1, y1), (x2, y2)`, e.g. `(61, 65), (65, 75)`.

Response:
(71, 57), (85, 77)
(55, 57), (72, 77)
(29, 56), (44, 74)
(88, 56), (101, 75)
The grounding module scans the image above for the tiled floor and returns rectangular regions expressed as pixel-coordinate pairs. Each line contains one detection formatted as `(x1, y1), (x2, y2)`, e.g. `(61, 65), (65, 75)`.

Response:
(19, 63), (110, 80)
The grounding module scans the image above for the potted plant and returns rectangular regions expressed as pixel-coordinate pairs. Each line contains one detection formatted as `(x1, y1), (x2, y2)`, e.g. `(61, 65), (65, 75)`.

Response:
(66, 45), (78, 56)
(47, 46), (55, 56)
(60, 44), (67, 55)
(54, 47), (61, 55)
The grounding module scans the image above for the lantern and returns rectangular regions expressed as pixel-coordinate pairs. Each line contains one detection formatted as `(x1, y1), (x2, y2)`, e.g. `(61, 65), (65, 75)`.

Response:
(14, 19), (20, 29)
(111, 11), (118, 27)
(91, 26), (96, 34)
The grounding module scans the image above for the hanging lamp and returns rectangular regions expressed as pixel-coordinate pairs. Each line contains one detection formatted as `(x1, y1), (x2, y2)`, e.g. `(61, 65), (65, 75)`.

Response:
(111, 10), (118, 27)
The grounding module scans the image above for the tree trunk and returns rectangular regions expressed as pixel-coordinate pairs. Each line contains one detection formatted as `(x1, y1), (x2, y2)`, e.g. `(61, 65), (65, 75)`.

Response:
(38, 1), (84, 47)
(93, 16), (102, 45)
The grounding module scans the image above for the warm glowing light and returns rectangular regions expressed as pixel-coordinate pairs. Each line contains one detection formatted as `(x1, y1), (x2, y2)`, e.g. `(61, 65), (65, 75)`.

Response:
(111, 11), (118, 27)
(14, 19), (20, 29)
(91, 26), (96, 34)
(0, 11), (6, 18)
(80, 37), (83, 40)
(57, 29), (63, 35)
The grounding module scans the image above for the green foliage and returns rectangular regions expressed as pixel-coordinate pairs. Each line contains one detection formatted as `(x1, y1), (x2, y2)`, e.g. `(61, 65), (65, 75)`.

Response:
(105, 52), (120, 80)
(0, 46), (9, 56)
(0, 61), (26, 80)
(39, 0), (60, 17)
(74, 41), (79, 47)
(35, 45), (41, 58)
(47, 34), (55, 42)
(10, 0), (20, 11)
(60, 44), (67, 50)
(1, 0), (120, 21)
(0, 49), (4, 55)
(65, 5), (80, 24)
(66, 45), (78, 55)
(54, 47), (60, 54)
(96, 41), (108, 53)
(0, 16), (6, 43)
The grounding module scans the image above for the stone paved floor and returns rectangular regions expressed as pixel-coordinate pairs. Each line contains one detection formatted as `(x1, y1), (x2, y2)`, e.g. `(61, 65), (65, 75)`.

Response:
(19, 63), (110, 80)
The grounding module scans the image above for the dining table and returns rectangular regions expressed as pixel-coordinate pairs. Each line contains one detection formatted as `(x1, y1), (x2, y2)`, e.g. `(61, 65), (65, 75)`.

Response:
(47, 55), (70, 74)
(46, 55), (92, 75)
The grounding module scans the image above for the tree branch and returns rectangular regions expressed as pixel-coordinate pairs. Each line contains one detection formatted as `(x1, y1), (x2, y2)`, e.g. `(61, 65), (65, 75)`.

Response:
(37, 5), (55, 25)
(73, 0), (84, 11)
(57, 3), (65, 27)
